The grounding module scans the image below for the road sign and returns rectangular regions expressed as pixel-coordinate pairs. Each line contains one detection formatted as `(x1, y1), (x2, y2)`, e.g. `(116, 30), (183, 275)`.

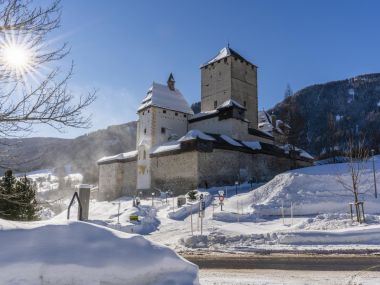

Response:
(199, 193), (204, 200)
(218, 190), (224, 196)
(219, 195), (224, 202)
(201, 201), (206, 211)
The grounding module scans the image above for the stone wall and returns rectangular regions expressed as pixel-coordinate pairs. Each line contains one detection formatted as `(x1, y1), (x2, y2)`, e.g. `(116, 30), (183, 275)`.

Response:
(150, 151), (198, 195)
(98, 160), (137, 201)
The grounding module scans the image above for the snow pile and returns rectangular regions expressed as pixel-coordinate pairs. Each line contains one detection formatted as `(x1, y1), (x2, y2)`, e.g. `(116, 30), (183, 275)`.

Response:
(168, 193), (212, 220)
(249, 156), (380, 216)
(179, 130), (216, 142)
(0, 220), (199, 285)
(57, 198), (161, 235)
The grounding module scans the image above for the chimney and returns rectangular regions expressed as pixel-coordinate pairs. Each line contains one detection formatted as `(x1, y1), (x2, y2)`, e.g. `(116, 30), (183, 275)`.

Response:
(167, 73), (175, 91)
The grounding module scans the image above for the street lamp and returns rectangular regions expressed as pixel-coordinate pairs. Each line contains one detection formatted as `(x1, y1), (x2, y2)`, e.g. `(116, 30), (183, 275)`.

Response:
(235, 181), (239, 195)
(151, 192), (155, 206)
(372, 149), (378, 198)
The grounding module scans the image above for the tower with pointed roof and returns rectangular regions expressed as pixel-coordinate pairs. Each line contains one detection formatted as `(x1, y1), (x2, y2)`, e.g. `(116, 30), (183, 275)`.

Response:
(200, 47), (258, 128)
(135, 75), (193, 190)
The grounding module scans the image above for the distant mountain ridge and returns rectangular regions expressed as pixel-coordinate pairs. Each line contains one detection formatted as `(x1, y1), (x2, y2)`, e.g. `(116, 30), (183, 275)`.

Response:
(0, 121), (137, 183)
(270, 73), (380, 156)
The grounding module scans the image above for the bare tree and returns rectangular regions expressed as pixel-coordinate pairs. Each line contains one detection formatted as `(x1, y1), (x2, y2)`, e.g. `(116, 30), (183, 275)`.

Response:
(337, 136), (369, 223)
(0, 0), (96, 138)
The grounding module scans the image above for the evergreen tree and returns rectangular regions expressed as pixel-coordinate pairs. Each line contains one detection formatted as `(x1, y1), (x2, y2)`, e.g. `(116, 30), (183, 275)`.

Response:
(284, 84), (293, 99)
(0, 170), (39, 221)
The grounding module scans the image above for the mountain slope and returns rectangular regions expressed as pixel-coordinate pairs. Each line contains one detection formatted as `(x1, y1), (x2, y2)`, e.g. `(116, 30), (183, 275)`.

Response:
(0, 121), (137, 182)
(270, 73), (380, 156)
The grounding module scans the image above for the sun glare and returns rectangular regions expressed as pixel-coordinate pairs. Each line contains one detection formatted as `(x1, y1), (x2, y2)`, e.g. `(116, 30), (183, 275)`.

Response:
(0, 34), (37, 81)
(3, 44), (31, 69)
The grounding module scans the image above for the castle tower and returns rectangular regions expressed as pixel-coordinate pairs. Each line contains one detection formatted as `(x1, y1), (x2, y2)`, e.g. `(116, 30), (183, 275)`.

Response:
(136, 75), (193, 191)
(200, 47), (258, 128)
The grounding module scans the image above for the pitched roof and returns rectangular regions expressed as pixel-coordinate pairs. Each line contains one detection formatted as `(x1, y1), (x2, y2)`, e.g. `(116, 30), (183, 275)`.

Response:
(137, 82), (194, 114)
(201, 46), (257, 68)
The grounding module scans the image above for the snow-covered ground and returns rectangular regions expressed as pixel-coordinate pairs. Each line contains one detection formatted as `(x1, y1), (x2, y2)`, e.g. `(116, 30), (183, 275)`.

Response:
(46, 156), (380, 254)
(0, 218), (199, 285)
(199, 269), (380, 285)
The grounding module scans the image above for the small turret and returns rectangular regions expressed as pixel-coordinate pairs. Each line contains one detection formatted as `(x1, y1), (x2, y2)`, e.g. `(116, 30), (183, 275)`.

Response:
(167, 73), (175, 91)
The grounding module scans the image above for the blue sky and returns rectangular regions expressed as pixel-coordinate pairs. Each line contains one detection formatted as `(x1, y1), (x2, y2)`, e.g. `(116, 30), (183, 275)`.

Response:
(34, 0), (380, 138)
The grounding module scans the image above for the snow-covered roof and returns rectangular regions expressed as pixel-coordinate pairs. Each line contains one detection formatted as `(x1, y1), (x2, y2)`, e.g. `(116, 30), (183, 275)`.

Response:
(280, 144), (314, 160)
(189, 110), (218, 120)
(178, 130), (216, 142)
(220, 135), (243, 147)
(150, 141), (181, 154)
(201, 46), (257, 68)
(97, 150), (138, 164)
(138, 82), (193, 114)
(242, 141), (262, 150)
(217, 99), (246, 110)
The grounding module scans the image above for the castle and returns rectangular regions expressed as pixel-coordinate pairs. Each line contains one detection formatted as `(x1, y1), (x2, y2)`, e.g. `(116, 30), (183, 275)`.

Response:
(97, 47), (313, 201)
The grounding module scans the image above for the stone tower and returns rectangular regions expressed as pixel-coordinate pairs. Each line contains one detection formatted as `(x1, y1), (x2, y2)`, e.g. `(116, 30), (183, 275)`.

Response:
(200, 47), (258, 128)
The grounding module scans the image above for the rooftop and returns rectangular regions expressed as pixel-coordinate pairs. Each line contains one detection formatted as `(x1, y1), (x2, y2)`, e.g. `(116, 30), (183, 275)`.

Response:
(138, 82), (194, 114)
(201, 46), (257, 68)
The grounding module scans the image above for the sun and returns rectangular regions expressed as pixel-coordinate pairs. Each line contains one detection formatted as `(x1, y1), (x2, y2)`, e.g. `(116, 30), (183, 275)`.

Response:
(3, 44), (30, 69)
(1, 42), (33, 76)
(0, 32), (38, 81)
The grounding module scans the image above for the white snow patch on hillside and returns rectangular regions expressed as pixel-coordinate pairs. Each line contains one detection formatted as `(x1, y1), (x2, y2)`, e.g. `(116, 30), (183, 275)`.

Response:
(0, 219), (199, 285)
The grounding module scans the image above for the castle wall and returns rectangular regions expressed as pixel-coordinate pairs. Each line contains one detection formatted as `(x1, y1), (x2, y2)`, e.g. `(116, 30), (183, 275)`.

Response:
(150, 151), (198, 195)
(98, 160), (137, 201)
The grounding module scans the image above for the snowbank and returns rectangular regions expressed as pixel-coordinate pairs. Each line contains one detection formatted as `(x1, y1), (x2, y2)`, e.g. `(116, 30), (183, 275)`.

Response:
(248, 156), (380, 216)
(0, 220), (199, 285)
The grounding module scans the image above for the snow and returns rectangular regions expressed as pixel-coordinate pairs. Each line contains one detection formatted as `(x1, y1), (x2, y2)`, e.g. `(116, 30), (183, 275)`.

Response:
(242, 141), (261, 150)
(200, 269), (380, 285)
(179, 130), (216, 142)
(97, 150), (138, 164)
(220, 135), (243, 147)
(244, 156), (380, 216)
(0, 219), (199, 285)
(189, 110), (218, 120)
(217, 99), (246, 110)
(138, 82), (194, 114)
(203, 47), (230, 66)
(151, 141), (181, 154)
(280, 144), (314, 159)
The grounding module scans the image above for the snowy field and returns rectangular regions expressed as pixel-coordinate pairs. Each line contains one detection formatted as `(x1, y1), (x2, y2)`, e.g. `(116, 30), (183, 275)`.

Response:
(199, 269), (380, 285)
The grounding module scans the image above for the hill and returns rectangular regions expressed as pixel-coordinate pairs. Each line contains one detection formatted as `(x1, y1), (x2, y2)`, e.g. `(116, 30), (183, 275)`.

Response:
(0, 121), (137, 183)
(270, 73), (380, 156)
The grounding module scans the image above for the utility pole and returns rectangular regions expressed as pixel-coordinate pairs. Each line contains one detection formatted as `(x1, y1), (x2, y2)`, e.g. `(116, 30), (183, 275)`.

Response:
(372, 149), (378, 198)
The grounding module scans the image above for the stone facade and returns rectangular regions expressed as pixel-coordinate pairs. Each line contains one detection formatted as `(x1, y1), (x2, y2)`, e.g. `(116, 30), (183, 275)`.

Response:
(98, 159), (137, 201)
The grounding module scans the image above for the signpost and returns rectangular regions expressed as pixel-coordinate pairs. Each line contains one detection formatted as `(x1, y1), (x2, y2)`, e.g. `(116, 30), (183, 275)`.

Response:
(372, 149), (378, 198)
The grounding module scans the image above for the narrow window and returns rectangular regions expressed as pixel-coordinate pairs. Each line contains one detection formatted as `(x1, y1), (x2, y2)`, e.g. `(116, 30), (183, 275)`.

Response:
(143, 150), (146, 160)
(144, 128), (146, 134)
(243, 101), (247, 107)
(161, 127), (166, 134)
(184, 114), (187, 118)
(163, 110), (167, 114)
(148, 109), (150, 113)
(214, 100), (218, 109)
(224, 58), (227, 63)
(142, 111), (145, 115)
(175, 112), (178, 116)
